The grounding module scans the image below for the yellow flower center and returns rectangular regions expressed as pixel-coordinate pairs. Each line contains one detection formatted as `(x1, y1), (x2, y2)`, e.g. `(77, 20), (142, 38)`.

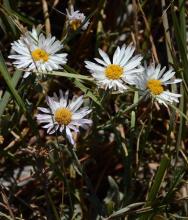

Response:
(70, 19), (82, 30)
(54, 108), (72, 125)
(146, 79), (164, 95)
(105, 64), (123, 80)
(32, 48), (49, 62)
(0, 135), (4, 145)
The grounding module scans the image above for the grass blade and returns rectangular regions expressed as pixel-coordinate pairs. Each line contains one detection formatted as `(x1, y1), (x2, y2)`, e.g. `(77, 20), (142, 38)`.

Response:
(0, 70), (22, 117)
(74, 80), (101, 107)
(0, 53), (40, 138)
(140, 155), (170, 219)
(45, 70), (93, 81)
(171, 5), (188, 84)
(0, 52), (26, 113)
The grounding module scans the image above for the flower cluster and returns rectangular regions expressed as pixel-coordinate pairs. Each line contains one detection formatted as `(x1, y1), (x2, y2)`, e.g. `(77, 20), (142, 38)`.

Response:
(66, 6), (89, 31)
(85, 44), (143, 91)
(36, 90), (92, 145)
(136, 64), (182, 106)
(9, 27), (68, 78)
(85, 46), (181, 104)
(8, 6), (182, 145)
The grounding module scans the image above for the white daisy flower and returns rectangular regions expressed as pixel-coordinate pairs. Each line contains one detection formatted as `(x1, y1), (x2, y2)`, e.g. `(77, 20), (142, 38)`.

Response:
(66, 5), (89, 31)
(9, 27), (68, 78)
(36, 90), (92, 145)
(136, 63), (182, 105)
(85, 44), (143, 92)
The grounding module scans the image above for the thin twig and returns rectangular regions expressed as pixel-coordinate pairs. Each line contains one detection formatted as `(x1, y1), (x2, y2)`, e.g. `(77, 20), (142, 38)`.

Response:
(41, 0), (51, 34)
(137, 0), (159, 62)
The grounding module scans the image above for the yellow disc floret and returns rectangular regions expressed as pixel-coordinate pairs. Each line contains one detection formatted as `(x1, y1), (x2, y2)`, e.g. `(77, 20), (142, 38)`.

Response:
(105, 64), (123, 80)
(146, 79), (164, 95)
(32, 48), (49, 62)
(54, 108), (72, 125)
(70, 19), (82, 30)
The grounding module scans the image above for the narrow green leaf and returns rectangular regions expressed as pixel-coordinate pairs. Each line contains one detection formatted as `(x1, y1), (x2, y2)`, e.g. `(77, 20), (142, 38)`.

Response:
(163, 168), (184, 203)
(0, 52), (26, 113)
(2, 0), (18, 37)
(0, 53), (40, 138)
(131, 91), (138, 129)
(178, 0), (186, 47)
(167, 101), (188, 121)
(74, 80), (101, 106)
(105, 202), (144, 219)
(44, 70), (93, 81)
(147, 155), (170, 202)
(176, 84), (184, 159)
(171, 5), (188, 84)
(140, 155), (170, 220)
(47, 192), (61, 220)
(0, 70), (22, 117)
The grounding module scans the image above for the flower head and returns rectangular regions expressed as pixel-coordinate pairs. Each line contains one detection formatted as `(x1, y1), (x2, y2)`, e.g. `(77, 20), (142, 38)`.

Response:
(85, 44), (143, 92)
(66, 6), (89, 31)
(36, 90), (92, 145)
(9, 27), (68, 78)
(136, 64), (182, 105)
